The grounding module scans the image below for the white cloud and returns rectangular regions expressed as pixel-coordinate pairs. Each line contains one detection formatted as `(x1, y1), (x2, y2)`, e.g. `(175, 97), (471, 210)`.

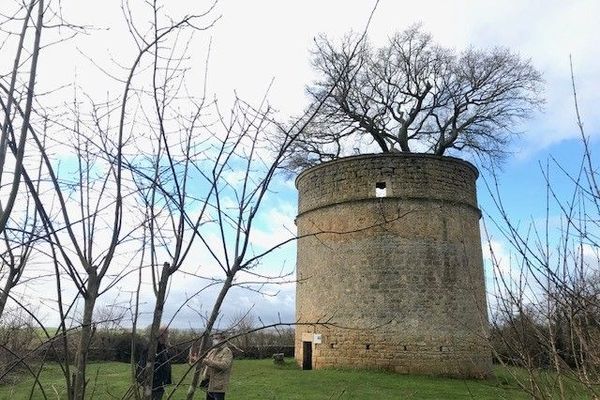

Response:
(482, 239), (512, 278)
(249, 203), (296, 251)
(581, 243), (600, 269)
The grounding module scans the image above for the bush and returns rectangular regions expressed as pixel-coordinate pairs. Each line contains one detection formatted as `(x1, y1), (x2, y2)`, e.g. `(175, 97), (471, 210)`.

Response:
(27, 327), (295, 365)
(0, 310), (38, 385)
(232, 345), (294, 359)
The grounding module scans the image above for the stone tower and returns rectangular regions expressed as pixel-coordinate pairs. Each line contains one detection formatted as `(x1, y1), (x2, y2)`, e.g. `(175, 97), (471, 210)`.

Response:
(294, 153), (491, 378)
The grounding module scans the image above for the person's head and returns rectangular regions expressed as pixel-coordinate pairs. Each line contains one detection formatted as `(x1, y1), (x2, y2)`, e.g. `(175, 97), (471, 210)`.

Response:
(158, 325), (169, 344)
(212, 331), (227, 346)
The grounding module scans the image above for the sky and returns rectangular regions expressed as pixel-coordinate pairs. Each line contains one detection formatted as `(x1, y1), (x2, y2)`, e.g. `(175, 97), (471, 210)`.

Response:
(2, 0), (600, 329)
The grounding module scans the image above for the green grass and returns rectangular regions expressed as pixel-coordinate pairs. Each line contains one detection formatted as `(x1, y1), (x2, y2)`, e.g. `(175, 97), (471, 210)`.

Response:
(0, 359), (591, 399)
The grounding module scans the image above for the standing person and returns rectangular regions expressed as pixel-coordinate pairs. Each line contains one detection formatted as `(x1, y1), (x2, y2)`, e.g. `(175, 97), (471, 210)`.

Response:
(190, 332), (233, 400)
(138, 325), (172, 400)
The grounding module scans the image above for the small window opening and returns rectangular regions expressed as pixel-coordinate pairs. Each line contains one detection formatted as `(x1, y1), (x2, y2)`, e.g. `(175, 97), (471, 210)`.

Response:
(375, 182), (387, 198)
(439, 346), (447, 352)
(403, 345), (408, 351)
(330, 343), (337, 349)
(365, 344), (371, 350)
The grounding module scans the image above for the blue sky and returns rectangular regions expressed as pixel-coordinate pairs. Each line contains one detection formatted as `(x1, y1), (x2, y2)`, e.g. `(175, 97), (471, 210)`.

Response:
(2, 0), (599, 328)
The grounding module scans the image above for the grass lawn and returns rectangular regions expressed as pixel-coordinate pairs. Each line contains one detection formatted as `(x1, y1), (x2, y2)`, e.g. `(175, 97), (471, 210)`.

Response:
(0, 359), (589, 399)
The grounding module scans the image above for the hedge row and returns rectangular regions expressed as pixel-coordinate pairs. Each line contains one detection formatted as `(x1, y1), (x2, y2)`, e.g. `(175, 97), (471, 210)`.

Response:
(38, 331), (294, 364)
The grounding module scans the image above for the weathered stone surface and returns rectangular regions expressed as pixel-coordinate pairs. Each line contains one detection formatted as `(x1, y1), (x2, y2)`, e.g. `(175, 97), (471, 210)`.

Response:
(294, 153), (491, 378)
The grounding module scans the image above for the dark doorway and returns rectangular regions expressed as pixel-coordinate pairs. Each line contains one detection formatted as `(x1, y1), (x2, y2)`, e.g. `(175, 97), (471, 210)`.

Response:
(302, 341), (312, 370)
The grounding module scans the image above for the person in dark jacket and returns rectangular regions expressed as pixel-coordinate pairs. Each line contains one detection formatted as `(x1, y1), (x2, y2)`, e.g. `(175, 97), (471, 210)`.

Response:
(138, 325), (172, 400)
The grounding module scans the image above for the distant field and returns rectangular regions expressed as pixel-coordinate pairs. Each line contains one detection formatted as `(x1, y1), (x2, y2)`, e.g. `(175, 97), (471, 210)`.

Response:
(0, 359), (589, 399)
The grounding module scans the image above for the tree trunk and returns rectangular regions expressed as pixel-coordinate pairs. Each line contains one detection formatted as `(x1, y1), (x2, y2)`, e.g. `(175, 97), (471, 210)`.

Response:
(141, 262), (171, 400)
(72, 275), (99, 400)
(0, 270), (15, 319)
(397, 126), (410, 152)
(185, 273), (234, 400)
(548, 318), (566, 399)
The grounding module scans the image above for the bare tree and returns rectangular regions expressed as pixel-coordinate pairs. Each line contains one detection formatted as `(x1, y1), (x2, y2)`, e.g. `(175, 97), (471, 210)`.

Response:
(0, 0), (90, 327)
(287, 25), (544, 170)
(484, 60), (599, 399)
(2, 11), (210, 400)
(125, 87), (312, 399)
(119, 2), (220, 397)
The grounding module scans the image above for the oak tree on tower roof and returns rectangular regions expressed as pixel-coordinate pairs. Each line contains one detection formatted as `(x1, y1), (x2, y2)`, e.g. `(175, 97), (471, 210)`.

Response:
(286, 26), (544, 170)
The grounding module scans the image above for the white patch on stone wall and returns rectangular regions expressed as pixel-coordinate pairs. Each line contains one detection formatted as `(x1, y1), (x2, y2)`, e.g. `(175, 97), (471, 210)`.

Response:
(375, 182), (387, 197)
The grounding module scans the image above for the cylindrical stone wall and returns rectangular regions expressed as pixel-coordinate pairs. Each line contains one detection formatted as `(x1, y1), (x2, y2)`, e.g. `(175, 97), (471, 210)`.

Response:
(294, 153), (491, 378)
